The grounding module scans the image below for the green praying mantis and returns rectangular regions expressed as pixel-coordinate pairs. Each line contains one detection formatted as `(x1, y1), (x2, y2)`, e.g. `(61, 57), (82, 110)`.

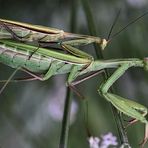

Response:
(0, 18), (147, 147)
(0, 18), (107, 52)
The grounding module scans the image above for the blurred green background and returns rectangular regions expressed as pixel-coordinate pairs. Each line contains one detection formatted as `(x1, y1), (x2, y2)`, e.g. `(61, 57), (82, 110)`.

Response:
(0, 0), (148, 148)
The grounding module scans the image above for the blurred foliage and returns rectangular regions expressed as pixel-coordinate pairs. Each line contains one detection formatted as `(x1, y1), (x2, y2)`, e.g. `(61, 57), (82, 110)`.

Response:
(0, 0), (148, 148)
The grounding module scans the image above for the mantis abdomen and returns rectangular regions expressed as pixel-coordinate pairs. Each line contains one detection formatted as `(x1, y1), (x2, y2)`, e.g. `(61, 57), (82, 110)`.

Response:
(0, 41), (81, 76)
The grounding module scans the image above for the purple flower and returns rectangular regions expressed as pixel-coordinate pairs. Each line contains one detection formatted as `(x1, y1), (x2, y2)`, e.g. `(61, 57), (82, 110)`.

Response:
(88, 133), (118, 148)
(100, 132), (118, 148)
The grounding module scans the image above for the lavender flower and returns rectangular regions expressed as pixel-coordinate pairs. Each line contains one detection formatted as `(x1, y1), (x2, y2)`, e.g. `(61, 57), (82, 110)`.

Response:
(88, 132), (118, 148)
(101, 132), (118, 148)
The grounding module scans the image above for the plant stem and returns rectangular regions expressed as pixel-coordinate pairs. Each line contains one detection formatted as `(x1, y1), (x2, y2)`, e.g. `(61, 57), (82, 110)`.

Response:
(59, 1), (78, 148)
(59, 87), (71, 148)
(81, 0), (130, 145)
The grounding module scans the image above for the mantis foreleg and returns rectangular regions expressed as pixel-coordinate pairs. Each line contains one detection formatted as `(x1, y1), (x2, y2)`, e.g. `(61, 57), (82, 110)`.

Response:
(98, 63), (148, 147)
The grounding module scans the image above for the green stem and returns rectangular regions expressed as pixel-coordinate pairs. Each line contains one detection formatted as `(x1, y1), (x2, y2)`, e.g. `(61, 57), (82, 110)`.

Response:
(59, 1), (78, 148)
(81, 0), (130, 145)
(59, 87), (71, 148)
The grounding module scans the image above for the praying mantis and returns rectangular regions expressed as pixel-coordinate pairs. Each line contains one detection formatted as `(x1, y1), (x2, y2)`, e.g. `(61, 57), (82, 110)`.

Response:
(0, 18), (147, 147)
(0, 18), (107, 52)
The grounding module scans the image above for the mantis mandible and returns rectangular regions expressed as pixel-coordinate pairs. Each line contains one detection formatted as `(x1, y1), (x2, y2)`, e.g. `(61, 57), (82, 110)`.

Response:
(0, 39), (147, 147)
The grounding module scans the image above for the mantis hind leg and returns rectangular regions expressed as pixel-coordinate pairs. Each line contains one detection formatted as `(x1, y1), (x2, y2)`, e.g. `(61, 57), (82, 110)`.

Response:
(0, 61), (65, 94)
(0, 68), (20, 95)
(67, 64), (104, 100)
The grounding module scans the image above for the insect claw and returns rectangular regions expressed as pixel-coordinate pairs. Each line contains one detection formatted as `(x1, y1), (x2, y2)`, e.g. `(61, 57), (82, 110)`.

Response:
(139, 124), (148, 148)
(139, 138), (148, 148)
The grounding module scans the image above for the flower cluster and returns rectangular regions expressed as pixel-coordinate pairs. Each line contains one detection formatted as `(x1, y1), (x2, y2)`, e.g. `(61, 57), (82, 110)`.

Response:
(88, 132), (118, 148)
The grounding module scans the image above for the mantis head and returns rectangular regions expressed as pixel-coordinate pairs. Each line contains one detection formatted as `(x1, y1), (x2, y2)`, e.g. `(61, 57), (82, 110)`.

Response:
(100, 39), (108, 50)
(144, 57), (148, 71)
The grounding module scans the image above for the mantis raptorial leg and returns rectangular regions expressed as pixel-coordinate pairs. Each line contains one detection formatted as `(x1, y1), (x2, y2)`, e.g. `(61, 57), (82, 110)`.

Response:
(98, 63), (148, 147)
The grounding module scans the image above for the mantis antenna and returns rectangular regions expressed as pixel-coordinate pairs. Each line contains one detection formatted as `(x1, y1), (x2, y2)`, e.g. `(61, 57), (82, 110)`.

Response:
(107, 9), (121, 41)
(108, 11), (148, 42)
